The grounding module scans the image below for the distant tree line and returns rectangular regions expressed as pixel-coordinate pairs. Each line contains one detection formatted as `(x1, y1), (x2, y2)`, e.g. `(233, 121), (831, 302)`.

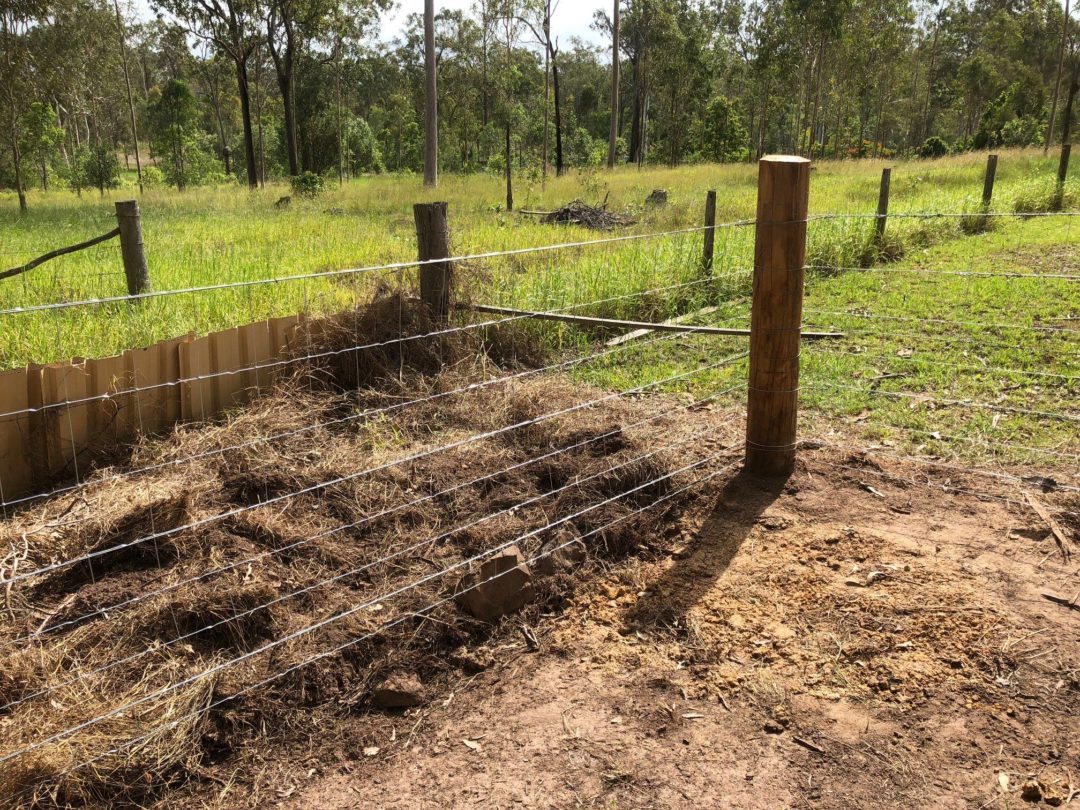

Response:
(1, 0), (1077, 209)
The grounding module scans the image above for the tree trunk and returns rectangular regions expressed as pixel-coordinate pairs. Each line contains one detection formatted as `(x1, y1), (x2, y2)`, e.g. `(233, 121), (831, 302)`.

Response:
(423, 0), (437, 186)
(1, 15), (26, 212)
(542, 1), (551, 177)
(114, 0), (143, 193)
(1062, 65), (1079, 144)
(628, 52), (642, 163)
(504, 120), (513, 211)
(235, 55), (259, 189)
(551, 46), (564, 176)
(1046, 0), (1071, 154)
(606, 0), (620, 169)
(254, 46), (265, 187)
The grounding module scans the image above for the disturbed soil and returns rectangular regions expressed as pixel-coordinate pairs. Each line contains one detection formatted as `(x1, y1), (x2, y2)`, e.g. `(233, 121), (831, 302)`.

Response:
(0, 346), (1076, 808)
(275, 449), (1080, 810)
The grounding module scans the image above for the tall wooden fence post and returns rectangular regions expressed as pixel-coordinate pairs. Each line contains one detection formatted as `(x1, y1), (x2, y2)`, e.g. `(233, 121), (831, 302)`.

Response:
(1054, 143), (1072, 211)
(875, 167), (891, 241)
(413, 201), (452, 319)
(745, 155), (811, 477)
(982, 153), (998, 208)
(115, 200), (150, 296)
(701, 189), (717, 274)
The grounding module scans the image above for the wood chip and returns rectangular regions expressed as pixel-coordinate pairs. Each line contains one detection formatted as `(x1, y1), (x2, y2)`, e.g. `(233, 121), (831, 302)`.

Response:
(1025, 493), (1072, 562)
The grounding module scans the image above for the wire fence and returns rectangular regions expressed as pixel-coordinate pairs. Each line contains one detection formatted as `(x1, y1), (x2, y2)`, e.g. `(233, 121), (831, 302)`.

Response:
(0, 156), (1078, 804)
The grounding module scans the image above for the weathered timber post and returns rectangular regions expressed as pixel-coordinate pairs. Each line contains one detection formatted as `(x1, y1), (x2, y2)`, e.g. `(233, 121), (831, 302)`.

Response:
(875, 167), (891, 241)
(701, 189), (717, 274)
(745, 155), (811, 477)
(413, 201), (452, 320)
(982, 153), (998, 208)
(1054, 144), (1072, 211)
(115, 200), (150, 296)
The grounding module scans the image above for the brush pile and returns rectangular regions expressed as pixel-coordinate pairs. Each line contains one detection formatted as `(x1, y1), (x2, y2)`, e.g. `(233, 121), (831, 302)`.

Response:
(0, 302), (732, 807)
(541, 200), (635, 231)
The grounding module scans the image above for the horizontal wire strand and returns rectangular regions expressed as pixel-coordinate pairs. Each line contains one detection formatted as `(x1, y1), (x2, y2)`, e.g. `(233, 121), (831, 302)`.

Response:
(3, 405), (737, 712)
(16, 382), (745, 647)
(0, 445), (738, 765)
(1, 350), (750, 588)
(5, 454), (736, 805)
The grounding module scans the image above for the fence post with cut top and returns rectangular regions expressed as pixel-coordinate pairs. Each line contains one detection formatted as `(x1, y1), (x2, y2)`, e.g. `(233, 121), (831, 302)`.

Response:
(875, 167), (891, 241)
(701, 189), (717, 274)
(115, 200), (150, 296)
(413, 201), (452, 320)
(745, 155), (811, 477)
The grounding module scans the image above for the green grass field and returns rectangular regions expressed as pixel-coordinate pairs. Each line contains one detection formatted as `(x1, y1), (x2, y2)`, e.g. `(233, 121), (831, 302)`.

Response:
(1, 148), (1077, 476)
(0, 148), (1074, 367)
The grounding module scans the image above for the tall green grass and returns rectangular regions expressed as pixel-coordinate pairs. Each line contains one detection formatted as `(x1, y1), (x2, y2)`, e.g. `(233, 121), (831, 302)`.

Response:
(0, 148), (1073, 367)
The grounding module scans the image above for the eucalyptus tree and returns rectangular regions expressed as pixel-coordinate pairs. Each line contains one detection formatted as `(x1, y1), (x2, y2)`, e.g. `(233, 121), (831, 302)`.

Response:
(154, 0), (262, 187)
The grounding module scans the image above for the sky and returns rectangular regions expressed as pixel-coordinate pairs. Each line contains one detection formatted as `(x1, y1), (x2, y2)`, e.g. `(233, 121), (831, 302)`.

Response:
(133, 0), (610, 47)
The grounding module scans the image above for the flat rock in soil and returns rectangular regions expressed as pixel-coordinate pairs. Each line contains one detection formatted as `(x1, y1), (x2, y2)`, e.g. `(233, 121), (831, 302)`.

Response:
(455, 545), (534, 621)
(372, 673), (425, 709)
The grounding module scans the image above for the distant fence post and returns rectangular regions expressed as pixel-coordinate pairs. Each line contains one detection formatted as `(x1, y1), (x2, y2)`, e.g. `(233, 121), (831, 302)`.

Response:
(982, 153), (998, 208)
(1054, 144), (1072, 211)
(115, 200), (150, 296)
(701, 189), (717, 274)
(413, 202), (452, 319)
(745, 155), (811, 477)
(875, 167), (891, 241)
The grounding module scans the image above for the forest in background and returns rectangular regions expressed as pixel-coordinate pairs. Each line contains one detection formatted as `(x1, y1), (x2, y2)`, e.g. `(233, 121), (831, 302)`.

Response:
(0, 0), (1077, 207)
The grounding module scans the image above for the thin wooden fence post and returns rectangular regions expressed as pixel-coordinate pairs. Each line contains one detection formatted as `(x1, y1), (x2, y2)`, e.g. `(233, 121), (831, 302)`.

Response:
(1054, 143), (1072, 210)
(413, 202), (452, 319)
(745, 155), (811, 477)
(982, 153), (998, 208)
(115, 200), (150, 296)
(875, 167), (891, 241)
(701, 189), (717, 274)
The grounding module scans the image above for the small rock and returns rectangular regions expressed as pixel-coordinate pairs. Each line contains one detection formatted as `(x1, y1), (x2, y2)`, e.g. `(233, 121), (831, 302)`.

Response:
(844, 578), (866, 587)
(372, 673), (425, 709)
(763, 720), (785, 734)
(455, 545), (534, 621)
(1043, 784), (1064, 806)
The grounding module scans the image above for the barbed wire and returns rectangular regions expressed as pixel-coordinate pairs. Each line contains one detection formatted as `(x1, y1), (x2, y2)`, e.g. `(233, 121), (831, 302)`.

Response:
(0, 274), (746, 423)
(805, 344), (1080, 381)
(804, 263), (1080, 281)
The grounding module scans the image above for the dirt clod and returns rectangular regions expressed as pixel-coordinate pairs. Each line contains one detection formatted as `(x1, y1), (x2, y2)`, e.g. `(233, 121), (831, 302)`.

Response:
(454, 545), (535, 622)
(372, 673), (425, 709)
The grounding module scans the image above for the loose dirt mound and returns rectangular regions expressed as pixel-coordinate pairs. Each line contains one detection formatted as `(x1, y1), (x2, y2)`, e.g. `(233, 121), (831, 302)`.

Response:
(0, 360), (738, 807)
(281, 450), (1080, 810)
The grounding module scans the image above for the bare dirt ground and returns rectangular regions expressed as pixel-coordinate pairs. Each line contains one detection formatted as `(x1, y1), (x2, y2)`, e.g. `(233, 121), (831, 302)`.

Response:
(268, 449), (1080, 810)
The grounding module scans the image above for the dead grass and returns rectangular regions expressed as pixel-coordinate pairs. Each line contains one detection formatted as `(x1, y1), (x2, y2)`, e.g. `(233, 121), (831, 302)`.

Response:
(0, 314), (736, 807)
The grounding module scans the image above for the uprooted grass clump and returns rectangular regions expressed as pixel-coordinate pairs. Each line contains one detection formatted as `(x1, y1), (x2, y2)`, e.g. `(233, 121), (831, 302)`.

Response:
(0, 341), (734, 807)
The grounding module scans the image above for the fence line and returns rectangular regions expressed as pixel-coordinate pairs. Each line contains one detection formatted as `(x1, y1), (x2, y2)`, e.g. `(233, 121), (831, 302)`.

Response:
(2, 453), (739, 806)
(0, 445), (739, 768)
(2, 408), (741, 713)
(11, 378), (743, 653)
(1, 348), (750, 589)
(2, 153), (1077, 803)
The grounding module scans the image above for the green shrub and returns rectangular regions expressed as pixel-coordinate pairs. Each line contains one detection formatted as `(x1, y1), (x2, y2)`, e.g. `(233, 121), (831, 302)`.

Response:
(290, 171), (325, 198)
(918, 136), (950, 159)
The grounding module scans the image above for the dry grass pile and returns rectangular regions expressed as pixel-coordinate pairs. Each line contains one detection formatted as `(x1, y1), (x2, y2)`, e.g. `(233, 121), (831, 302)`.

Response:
(0, 328), (733, 806)
(541, 200), (636, 231)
